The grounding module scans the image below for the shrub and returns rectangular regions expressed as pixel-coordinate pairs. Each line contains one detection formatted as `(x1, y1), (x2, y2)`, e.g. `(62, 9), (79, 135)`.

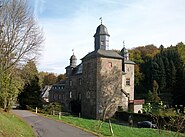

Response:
(42, 102), (63, 114)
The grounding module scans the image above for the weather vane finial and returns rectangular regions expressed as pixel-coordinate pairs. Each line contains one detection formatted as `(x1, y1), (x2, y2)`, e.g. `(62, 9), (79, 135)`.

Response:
(72, 49), (74, 55)
(123, 40), (125, 48)
(99, 17), (102, 24)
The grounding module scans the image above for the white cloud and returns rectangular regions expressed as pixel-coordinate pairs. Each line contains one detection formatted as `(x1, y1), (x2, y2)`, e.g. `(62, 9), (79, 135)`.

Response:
(37, 0), (185, 74)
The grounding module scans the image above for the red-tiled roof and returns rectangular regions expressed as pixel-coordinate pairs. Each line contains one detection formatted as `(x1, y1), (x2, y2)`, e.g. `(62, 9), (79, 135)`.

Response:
(129, 99), (145, 105)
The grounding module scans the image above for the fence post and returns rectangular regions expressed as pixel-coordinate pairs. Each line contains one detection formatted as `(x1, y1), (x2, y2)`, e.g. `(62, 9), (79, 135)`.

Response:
(109, 120), (114, 137)
(36, 107), (37, 113)
(59, 112), (61, 120)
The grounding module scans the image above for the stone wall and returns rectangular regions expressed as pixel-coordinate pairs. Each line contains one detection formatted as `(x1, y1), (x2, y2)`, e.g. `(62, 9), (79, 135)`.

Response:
(64, 74), (82, 111)
(81, 58), (97, 118)
(123, 63), (134, 100)
(49, 85), (65, 106)
(96, 57), (123, 119)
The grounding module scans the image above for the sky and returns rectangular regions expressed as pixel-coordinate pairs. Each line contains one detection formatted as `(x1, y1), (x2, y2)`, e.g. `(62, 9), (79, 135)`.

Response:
(32, 0), (185, 74)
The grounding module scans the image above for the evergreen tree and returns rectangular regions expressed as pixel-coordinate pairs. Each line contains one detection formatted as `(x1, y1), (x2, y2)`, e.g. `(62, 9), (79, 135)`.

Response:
(169, 60), (176, 88)
(151, 61), (159, 82)
(19, 76), (41, 108)
(146, 90), (153, 102)
(152, 80), (160, 103)
(163, 57), (170, 89)
(130, 43), (185, 105)
(18, 61), (42, 109)
(157, 58), (166, 93)
(160, 45), (164, 53)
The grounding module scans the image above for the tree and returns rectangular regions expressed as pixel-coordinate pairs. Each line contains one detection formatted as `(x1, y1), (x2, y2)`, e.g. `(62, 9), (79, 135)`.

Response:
(134, 44), (159, 60)
(159, 45), (164, 53)
(0, 67), (23, 111)
(0, 0), (43, 110)
(177, 42), (185, 67)
(94, 66), (122, 135)
(56, 74), (65, 83)
(157, 58), (166, 93)
(18, 61), (42, 109)
(0, 0), (43, 72)
(43, 73), (57, 85)
(129, 45), (159, 98)
(152, 80), (160, 103)
(146, 90), (153, 102)
(130, 43), (185, 105)
(98, 66), (122, 121)
(169, 60), (176, 88)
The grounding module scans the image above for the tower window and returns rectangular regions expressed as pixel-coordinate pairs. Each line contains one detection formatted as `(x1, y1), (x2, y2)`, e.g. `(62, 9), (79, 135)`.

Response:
(101, 41), (104, 46)
(106, 40), (109, 49)
(127, 67), (129, 72)
(69, 91), (72, 98)
(79, 78), (82, 85)
(69, 80), (72, 86)
(126, 78), (130, 86)
(86, 91), (90, 98)
(63, 94), (65, 100)
(54, 94), (57, 100)
(78, 93), (81, 100)
(108, 62), (112, 68)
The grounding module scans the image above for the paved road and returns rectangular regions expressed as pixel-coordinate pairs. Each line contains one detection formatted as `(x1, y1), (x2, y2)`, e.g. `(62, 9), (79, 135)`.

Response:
(12, 110), (97, 137)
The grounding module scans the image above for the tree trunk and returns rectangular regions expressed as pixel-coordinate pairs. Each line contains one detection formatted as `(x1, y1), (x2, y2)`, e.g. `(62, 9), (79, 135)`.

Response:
(3, 97), (7, 111)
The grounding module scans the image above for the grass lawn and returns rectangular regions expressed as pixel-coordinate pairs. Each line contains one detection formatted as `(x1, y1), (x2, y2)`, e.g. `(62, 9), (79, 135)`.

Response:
(46, 114), (185, 137)
(0, 109), (35, 137)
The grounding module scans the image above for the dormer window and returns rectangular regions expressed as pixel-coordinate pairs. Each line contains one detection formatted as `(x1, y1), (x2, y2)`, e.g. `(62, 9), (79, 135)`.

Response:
(101, 41), (104, 46)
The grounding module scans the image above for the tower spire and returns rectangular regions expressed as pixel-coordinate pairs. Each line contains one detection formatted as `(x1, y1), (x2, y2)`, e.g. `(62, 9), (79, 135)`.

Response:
(72, 49), (74, 55)
(70, 49), (77, 68)
(123, 40), (125, 48)
(99, 17), (102, 24)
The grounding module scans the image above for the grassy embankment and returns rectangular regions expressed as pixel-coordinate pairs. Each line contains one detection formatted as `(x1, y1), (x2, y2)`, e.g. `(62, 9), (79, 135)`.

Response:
(47, 114), (185, 137)
(0, 109), (35, 137)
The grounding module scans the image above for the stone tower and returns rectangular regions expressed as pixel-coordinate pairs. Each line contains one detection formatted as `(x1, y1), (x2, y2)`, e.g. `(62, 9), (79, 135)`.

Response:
(120, 43), (135, 111)
(65, 52), (77, 77)
(81, 23), (123, 119)
(94, 23), (110, 50)
(70, 52), (77, 68)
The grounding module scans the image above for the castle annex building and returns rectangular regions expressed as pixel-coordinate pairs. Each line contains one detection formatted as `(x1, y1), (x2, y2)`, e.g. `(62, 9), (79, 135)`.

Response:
(48, 23), (144, 119)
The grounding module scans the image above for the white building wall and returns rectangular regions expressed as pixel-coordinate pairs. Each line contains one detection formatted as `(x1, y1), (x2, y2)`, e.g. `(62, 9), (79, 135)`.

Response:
(121, 63), (135, 111)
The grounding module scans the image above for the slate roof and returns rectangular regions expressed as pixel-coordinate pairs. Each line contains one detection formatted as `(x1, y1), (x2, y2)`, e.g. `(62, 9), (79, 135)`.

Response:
(124, 60), (135, 64)
(70, 54), (77, 60)
(41, 85), (52, 98)
(81, 49), (123, 60)
(94, 24), (110, 37)
(49, 83), (65, 92)
(71, 63), (83, 75)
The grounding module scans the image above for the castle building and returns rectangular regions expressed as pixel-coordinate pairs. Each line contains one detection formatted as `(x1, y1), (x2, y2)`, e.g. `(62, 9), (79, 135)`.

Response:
(48, 23), (143, 119)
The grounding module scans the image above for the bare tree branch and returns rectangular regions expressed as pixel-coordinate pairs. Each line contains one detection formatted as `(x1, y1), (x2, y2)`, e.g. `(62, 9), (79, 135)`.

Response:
(0, 0), (44, 72)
